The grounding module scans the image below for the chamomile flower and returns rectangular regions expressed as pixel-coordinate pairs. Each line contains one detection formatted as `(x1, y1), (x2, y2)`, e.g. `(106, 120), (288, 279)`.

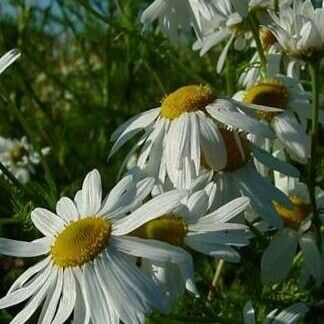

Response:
(193, 0), (253, 72)
(203, 128), (299, 228)
(0, 49), (20, 74)
(140, 0), (217, 42)
(133, 187), (250, 307)
(243, 301), (309, 324)
(0, 136), (50, 183)
(0, 170), (193, 324)
(268, 0), (324, 61)
(109, 84), (273, 190)
(261, 173), (324, 285)
(235, 55), (316, 163)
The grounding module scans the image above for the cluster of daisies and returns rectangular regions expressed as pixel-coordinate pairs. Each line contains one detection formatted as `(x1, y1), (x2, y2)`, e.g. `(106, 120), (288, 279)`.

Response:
(0, 0), (324, 323)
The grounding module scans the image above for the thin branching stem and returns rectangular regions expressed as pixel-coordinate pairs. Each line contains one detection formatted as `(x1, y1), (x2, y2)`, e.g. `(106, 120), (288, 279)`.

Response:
(308, 60), (322, 251)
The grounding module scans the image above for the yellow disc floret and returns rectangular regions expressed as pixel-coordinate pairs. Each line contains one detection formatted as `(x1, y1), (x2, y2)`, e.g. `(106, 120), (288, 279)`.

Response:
(131, 214), (188, 246)
(160, 85), (216, 119)
(51, 217), (111, 268)
(10, 144), (28, 163)
(244, 79), (289, 122)
(273, 196), (311, 231)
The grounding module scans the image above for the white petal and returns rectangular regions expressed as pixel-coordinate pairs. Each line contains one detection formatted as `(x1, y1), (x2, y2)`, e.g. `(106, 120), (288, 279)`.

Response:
(206, 101), (273, 138)
(271, 303), (309, 324)
(243, 301), (255, 324)
(51, 268), (76, 324)
(198, 112), (227, 170)
(38, 268), (63, 324)
(0, 49), (20, 74)
(83, 263), (118, 324)
(79, 169), (102, 216)
(10, 269), (56, 324)
(299, 232), (324, 283)
(252, 144), (300, 177)
(192, 197), (250, 231)
(8, 257), (51, 294)
(56, 197), (79, 222)
(112, 189), (187, 235)
(31, 208), (66, 236)
(109, 108), (159, 157)
(0, 264), (52, 309)
(261, 229), (297, 284)
(273, 112), (310, 163)
(0, 237), (51, 257)
(95, 256), (147, 323)
(112, 236), (198, 297)
(100, 174), (135, 215)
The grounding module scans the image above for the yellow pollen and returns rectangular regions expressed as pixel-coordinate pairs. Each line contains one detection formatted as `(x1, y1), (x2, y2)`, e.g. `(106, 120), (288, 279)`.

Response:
(51, 217), (111, 268)
(160, 85), (216, 119)
(273, 196), (311, 231)
(10, 145), (28, 163)
(244, 79), (289, 122)
(260, 27), (277, 50)
(131, 214), (188, 246)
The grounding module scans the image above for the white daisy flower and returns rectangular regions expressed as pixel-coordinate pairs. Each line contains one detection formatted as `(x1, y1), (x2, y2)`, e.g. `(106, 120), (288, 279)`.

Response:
(268, 0), (324, 60)
(235, 50), (324, 163)
(193, 0), (254, 72)
(201, 127), (300, 228)
(0, 170), (193, 324)
(0, 49), (20, 74)
(243, 300), (309, 324)
(133, 186), (250, 307)
(261, 173), (324, 286)
(0, 136), (50, 183)
(109, 84), (274, 190)
(140, 0), (217, 43)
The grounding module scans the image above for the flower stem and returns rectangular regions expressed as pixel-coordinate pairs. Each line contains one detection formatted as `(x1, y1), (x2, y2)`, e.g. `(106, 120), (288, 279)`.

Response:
(274, 0), (279, 12)
(248, 14), (267, 77)
(207, 259), (225, 300)
(308, 60), (322, 251)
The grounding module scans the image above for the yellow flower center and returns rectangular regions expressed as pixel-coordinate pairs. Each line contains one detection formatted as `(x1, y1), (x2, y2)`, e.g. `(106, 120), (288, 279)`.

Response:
(51, 217), (111, 268)
(260, 27), (277, 50)
(10, 145), (28, 163)
(131, 214), (188, 246)
(244, 79), (289, 122)
(160, 85), (216, 119)
(273, 196), (311, 231)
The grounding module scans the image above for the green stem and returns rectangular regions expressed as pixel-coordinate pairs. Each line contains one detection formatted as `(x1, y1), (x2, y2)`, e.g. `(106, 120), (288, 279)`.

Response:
(308, 60), (322, 251)
(225, 59), (235, 96)
(248, 14), (267, 77)
(274, 0), (279, 12)
(207, 259), (225, 300)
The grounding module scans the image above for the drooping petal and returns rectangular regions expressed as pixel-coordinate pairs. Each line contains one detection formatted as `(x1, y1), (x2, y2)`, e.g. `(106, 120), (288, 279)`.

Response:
(261, 229), (298, 284)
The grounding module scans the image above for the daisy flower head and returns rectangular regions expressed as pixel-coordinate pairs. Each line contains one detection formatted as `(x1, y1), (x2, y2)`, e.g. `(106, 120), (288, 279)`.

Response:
(235, 55), (315, 163)
(0, 170), (193, 324)
(133, 185), (250, 307)
(261, 172), (324, 286)
(109, 84), (274, 190)
(0, 136), (50, 183)
(0, 49), (20, 74)
(201, 126), (299, 228)
(140, 0), (217, 43)
(193, 0), (254, 72)
(268, 0), (324, 61)
(243, 300), (309, 324)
